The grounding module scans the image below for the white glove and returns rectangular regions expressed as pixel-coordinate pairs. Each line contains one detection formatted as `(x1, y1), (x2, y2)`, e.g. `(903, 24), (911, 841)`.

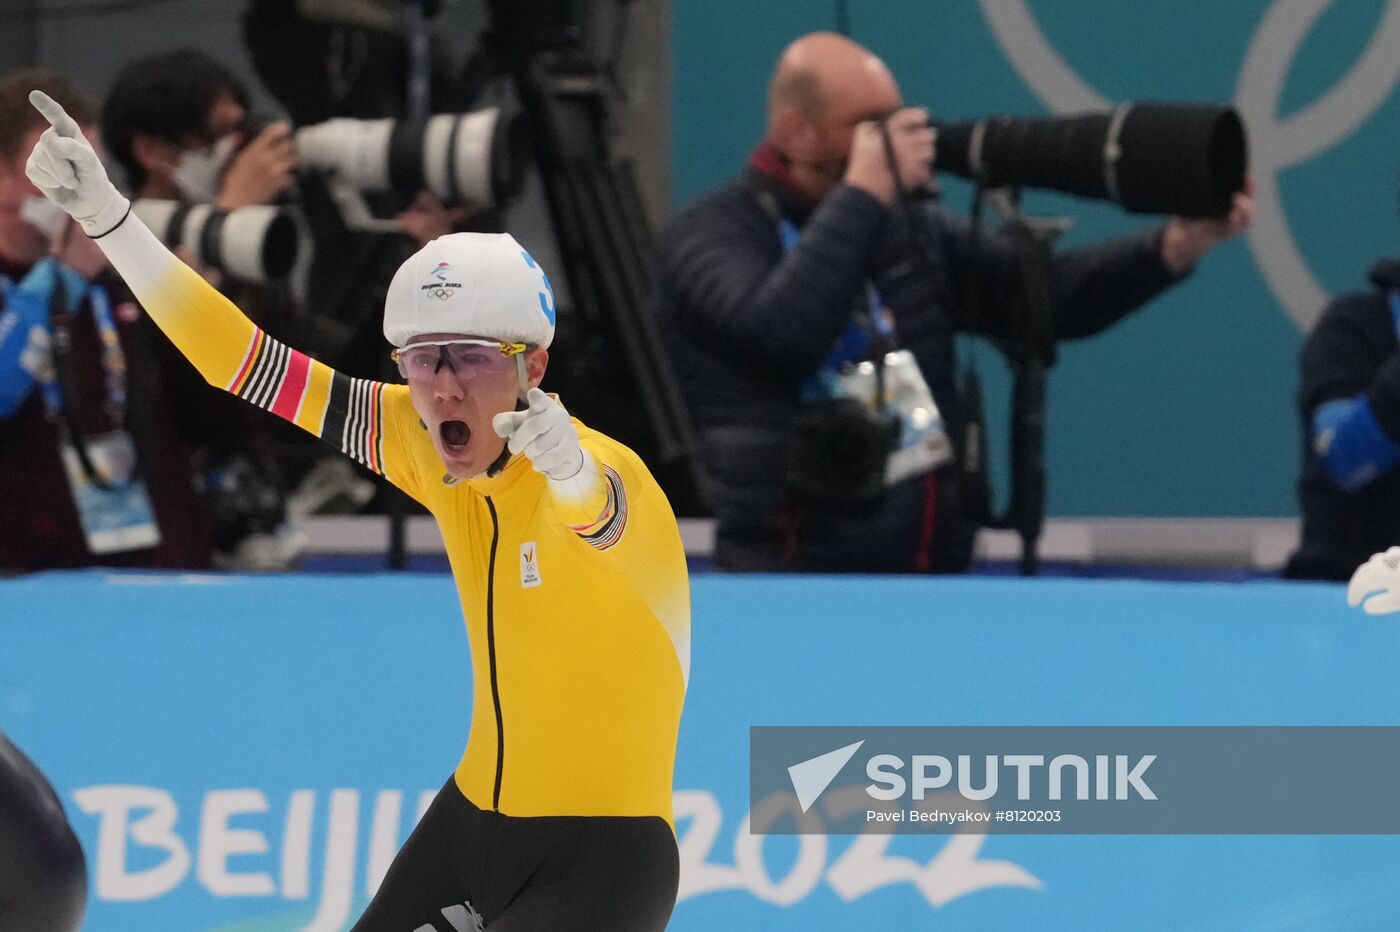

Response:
(1347, 546), (1400, 615)
(492, 387), (585, 481)
(24, 90), (130, 237)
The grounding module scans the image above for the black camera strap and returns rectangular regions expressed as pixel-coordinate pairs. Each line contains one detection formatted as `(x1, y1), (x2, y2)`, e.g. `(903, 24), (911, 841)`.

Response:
(954, 184), (997, 531)
(877, 121), (988, 520)
(45, 277), (140, 493)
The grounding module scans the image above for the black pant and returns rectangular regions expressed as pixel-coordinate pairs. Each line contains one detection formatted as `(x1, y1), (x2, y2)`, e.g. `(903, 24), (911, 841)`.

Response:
(352, 778), (679, 932)
(0, 734), (87, 932)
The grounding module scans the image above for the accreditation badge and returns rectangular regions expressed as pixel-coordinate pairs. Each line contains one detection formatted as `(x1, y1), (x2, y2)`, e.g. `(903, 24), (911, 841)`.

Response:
(881, 349), (954, 485)
(59, 430), (161, 555)
(835, 349), (954, 486)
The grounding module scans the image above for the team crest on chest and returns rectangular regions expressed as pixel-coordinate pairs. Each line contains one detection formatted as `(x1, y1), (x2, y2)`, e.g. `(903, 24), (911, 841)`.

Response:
(520, 541), (541, 588)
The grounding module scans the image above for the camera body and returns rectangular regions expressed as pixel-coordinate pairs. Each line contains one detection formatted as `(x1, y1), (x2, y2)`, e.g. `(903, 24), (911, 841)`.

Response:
(787, 350), (952, 509)
(787, 398), (900, 509)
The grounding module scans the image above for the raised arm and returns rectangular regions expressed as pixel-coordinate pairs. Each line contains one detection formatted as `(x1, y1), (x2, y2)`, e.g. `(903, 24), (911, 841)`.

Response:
(24, 90), (424, 500)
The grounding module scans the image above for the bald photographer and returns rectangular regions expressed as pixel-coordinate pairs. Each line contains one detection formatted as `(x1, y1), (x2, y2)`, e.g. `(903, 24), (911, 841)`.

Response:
(653, 32), (1252, 574)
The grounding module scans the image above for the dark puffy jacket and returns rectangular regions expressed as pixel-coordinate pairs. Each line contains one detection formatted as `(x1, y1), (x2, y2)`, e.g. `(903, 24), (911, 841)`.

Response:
(1286, 259), (1400, 580)
(654, 168), (1185, 572)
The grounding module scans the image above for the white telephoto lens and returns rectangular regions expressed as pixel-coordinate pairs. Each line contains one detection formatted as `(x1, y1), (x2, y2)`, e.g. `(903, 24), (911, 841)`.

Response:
(422, 113), (457, 202)
(178, 203), (218, 263)
(130, 199), (180, 244)
(452, 109), (499, 206)
(131, 199), (298, 284)
(421, 109), (501, 207)
(218, 204), (290, 283)
(295, 118), (395, 192)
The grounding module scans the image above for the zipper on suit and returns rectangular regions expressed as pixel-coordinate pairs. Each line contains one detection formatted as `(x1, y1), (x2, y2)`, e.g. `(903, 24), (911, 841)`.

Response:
(485, 496), (505, 810)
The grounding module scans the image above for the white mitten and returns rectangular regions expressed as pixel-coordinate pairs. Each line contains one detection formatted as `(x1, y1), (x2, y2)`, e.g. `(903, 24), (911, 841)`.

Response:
(24, 90), (130, 237)
(491, 387), (585, 481)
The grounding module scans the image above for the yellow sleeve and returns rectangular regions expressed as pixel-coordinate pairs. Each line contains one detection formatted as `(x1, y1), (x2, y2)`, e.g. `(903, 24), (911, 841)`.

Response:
(94, 213), (426, 502)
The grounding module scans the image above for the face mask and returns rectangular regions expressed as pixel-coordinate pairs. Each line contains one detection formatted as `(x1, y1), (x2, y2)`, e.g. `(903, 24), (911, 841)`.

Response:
(170, 135), (238, 203)
(19, 195), (65, 242)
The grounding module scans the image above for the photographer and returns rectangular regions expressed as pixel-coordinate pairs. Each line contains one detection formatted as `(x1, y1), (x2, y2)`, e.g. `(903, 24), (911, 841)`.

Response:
(654, 32), (1251, 573)
(104, 48), (468, 243)
(103, 49), (306, 568)
(103, 49), (296, 213)
(0, 68), (211, 571)
(101, 49), (466, 567)
(1285, 253), (1400, 580)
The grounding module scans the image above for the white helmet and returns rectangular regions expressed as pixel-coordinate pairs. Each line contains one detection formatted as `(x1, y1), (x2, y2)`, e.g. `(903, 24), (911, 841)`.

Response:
(382, 232), (557, 349)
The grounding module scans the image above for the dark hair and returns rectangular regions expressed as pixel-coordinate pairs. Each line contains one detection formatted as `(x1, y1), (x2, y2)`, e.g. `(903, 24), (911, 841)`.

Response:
(102, 48), (250, 191)
(0, 68), (97, 161)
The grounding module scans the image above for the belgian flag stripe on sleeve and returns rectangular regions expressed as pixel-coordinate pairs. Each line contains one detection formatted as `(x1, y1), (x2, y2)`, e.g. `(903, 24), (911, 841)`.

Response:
(226, 331), (317, 430)
(317, 372), (387, 474)
(228, 329), (266, 396)
(580, 466), (628, 551)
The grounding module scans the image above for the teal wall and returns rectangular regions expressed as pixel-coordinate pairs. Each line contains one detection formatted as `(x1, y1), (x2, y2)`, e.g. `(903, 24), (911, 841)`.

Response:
(672, 0), (1400, 517)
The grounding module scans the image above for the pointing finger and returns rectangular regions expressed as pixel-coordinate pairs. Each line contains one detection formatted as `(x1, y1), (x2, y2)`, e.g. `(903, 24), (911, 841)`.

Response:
(492, 409), (527, 439)
(29, 90), (80, 138)
(526, 387), (552, 415)
(504, 407), (552, 455)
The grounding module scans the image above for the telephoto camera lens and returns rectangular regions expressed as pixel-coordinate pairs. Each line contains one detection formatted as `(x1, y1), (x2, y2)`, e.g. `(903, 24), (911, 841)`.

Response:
(131, 200), (301, 284)
(933, 101), (1246, 216)
(294, 109), (528, 208)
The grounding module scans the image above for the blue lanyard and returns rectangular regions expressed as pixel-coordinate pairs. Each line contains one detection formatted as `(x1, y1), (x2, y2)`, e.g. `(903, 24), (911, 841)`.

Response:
(36, 274), (127, 425)
(1389, 290), (1400, 344)
(89, 284), (126, 417)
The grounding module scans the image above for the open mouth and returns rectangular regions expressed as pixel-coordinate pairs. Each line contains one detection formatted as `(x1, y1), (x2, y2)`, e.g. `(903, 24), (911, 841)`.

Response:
(440, 419), (470, 452)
